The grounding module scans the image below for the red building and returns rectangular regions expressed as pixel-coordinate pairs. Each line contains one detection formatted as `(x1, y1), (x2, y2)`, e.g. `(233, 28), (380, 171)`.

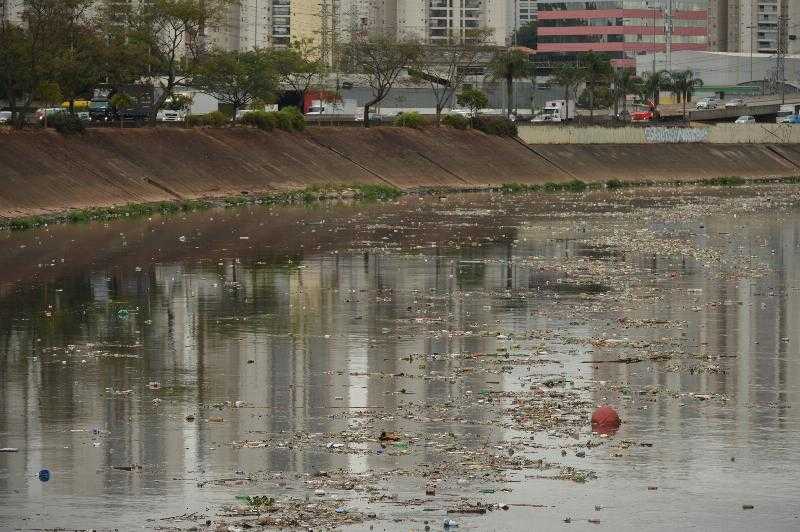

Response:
(537, 1), (709, 68)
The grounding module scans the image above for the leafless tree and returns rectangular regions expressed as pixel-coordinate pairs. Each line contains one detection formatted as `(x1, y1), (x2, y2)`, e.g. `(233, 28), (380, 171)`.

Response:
(411, 29), (492, 125)
(343, 35), (422, 127)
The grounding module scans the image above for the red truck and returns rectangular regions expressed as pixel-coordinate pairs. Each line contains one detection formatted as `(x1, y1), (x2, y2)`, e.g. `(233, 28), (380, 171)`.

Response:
(630, 100), (658, 122)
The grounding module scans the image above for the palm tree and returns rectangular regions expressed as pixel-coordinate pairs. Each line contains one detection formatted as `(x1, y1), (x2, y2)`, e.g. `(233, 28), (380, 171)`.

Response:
(579, 51), (612, 121)
(641, 70), (671, 107)
(669, 69), (704, 118)
(611, 68), (640, 116)
(488, 49), (533, 118)
(551, 64), (583, 120)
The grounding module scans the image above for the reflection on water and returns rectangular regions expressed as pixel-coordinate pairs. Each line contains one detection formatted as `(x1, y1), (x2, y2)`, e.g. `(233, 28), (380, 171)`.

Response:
(1, 189), (800, 530)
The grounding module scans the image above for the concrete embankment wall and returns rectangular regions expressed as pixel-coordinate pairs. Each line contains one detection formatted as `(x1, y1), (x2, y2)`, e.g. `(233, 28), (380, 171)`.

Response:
(1, 127), (800, 219)
(531, 144), (800, 181)
(519, 124), (800, 144)
(0, 127), (572, 218)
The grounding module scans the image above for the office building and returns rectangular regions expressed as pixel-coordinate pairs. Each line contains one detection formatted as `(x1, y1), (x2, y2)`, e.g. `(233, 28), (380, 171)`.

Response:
(536, 1), (709, 67)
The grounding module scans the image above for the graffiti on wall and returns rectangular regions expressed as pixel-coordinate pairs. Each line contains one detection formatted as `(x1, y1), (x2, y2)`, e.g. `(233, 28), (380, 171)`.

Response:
(644, 127), (709, 143)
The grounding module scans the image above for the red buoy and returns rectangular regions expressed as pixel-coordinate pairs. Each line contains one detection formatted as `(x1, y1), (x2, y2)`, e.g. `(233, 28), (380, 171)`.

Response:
(591, 405), (621, 434)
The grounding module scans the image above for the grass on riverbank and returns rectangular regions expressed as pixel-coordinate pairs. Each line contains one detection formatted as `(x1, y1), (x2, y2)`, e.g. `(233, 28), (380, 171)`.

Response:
(501, 175), (763, 194)
(1, 184), (403, 231)
(2, 177), (797, 232)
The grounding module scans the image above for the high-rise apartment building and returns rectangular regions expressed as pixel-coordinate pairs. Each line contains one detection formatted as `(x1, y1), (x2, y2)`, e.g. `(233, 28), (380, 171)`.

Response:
(709, 1), (797, 54)
(2, 0), (531, 52)
(395, 0), (512, 45)
(536, 1), (709, 67)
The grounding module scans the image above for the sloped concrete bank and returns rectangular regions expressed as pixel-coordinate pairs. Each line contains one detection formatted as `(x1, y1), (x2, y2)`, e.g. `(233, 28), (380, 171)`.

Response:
(1, 126), (799, 219)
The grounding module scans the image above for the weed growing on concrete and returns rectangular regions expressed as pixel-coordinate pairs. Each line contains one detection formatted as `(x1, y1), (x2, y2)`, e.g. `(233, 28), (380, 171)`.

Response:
(500, 183), (541, 193)
(543, 180), (588, 193)
(501, 181), (592, 194)
(353, 184), (403, 201)
(703, 176), (745, 187)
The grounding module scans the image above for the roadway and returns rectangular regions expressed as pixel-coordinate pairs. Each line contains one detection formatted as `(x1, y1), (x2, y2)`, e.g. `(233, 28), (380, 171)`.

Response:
(661, 95), (800, 122)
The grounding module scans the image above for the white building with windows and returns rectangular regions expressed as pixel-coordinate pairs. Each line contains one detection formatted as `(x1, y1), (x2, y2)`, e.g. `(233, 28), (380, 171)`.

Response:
(2, 0), (529, 51)
(395, 0), (513, 45)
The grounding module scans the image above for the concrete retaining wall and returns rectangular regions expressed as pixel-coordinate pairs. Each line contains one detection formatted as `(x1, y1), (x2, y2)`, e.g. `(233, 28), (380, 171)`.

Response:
(1, 127), (800, 219)
(519, 126), (647, 144)
(532, 144), (800, 181)
(519, 124), (800, 144)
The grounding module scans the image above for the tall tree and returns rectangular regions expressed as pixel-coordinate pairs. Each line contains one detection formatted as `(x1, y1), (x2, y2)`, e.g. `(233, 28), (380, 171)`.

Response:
(52, 28), (109, 112)
(95, 1), (155, 85)
(410, 29), (491, 125)
(550, 64), (582, 120)
(579, 51), (612, 120)
(123, 0), (232, 119)
(669, 69), (703, 118)
(343, 36), (422, 127)
(513, 21), (537, 49)
(488, 49), (533, 118)
(0, 21), (33, 127)
(611, 68), (640, 116)
(641, 69), (671, 107)
(0, 0), (97, 127)
(192, 49), (277, 114)
(270, 38), (326, 111)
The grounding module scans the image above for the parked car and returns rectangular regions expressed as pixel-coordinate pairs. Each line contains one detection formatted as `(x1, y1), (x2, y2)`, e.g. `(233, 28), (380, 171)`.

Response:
(35, 107), (66, 122)
(156, 109), (186, 122)
(89, 99), (112, 121)
(354, 110), (386, 122)
(35, 108), (90, 123)
(235, 109), (255, 121)
(734, 115), (755, 124)
(725, 98), (745, 109)
(0, 111), (12, 124)
(787, 114), (800, 124)
(696, 97), (720, 110)
(449, 108), (476, 118)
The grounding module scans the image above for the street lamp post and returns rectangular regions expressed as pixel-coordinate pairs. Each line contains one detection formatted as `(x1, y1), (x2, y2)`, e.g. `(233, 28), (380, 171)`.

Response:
(746, 24), (755, 86)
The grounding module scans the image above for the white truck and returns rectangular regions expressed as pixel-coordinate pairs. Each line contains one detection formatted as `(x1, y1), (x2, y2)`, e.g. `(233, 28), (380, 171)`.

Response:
(776, 103), (800, 123)
(532, 100), (574, 122)
(306, 98), (358, 117)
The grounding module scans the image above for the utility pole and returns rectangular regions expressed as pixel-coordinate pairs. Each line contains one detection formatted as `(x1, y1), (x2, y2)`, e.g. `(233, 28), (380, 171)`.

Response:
(747, 24), (754, 85)
(649, 0), (657, 75)
(330, 0), (337, 70)
(318, 0), (330, 67)
(665, 0), (672, 71)
(777, 5), (788, 104)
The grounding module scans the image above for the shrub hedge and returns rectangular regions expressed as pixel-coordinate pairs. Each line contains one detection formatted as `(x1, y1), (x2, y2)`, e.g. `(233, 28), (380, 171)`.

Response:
(50, 113), (85, 134)
(393, 111), (426, 128)
(187, 111), (229, 127)
(240, 107), (305, 132)
(441, 114), (469, 130)
(474, 116), (518, 137)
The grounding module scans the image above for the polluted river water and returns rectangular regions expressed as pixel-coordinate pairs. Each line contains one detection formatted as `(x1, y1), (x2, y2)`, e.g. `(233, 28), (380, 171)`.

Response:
(1, 186), (800, 531)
